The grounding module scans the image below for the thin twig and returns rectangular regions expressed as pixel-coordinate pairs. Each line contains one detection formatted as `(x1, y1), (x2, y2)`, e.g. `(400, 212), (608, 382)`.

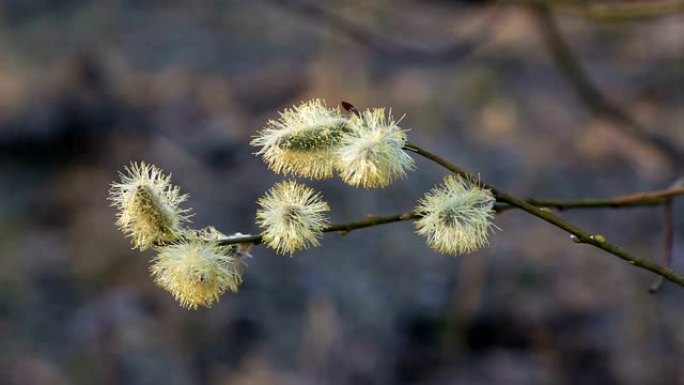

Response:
(403, 141), (684, 287)
(218, 186), (684, 243)
(530, 3), (684, 168)
(493, 187), (684, 212)
(218, 212), (419, 247)
(649, 200), (674, 293)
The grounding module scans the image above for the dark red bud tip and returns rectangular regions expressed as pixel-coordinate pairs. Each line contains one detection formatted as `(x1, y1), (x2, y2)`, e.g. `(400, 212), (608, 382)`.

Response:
(341, 101), (355, 112)
(341, 101), (361, 117)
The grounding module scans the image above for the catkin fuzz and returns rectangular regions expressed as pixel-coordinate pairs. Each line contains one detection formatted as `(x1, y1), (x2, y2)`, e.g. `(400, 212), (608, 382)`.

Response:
(336, 108), (415, 188)
(150, 236), (244, 309)
(109, 162), (191, 250)
(415, 175), (496, 255)
(256, 180), (330, 255)
(251, 99), (348, 179)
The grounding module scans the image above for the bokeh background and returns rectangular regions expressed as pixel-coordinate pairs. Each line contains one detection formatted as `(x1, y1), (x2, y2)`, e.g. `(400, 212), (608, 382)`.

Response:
(1, 1), (683, 384)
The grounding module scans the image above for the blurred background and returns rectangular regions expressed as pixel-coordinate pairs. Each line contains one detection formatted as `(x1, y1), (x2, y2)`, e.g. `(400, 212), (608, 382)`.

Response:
(0, 0), (683, 384)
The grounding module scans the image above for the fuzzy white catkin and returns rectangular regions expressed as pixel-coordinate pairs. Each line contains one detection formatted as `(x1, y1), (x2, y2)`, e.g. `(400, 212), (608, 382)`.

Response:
(108, 162), (191, 250)
(415, 175), (496, 255)
(335, 108), (415, 188)
(251, 99), (348, 179)
(150, 234), (244, 309)
(256, 180), (330, 255)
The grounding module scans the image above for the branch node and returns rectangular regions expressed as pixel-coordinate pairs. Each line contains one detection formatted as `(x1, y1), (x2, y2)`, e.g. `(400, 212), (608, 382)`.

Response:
(591, 234), (606, 244)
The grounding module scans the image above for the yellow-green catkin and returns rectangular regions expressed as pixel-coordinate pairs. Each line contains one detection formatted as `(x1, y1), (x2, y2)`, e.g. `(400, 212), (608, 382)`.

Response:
(256, 180), (330, 255)
(150, 233), (244, 309)
(414, 175), (496, 255)
(335, 108), (415, 188)
(251, 99), (348, 179)
(108, 162), (191, 250)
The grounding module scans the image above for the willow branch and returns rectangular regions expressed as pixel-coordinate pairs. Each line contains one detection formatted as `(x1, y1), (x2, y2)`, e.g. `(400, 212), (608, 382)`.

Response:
(403, 142), (684, 287)
(530, 3), (684, 168)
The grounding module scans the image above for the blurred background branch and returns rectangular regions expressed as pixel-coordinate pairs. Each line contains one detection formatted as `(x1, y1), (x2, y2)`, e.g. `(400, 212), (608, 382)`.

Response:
(531, 3), (684, 169)
(530, 0), (684, 21)
(648, 199), (674, 293)
(264, 0), (500, 65)
(649, 179), (682, 292)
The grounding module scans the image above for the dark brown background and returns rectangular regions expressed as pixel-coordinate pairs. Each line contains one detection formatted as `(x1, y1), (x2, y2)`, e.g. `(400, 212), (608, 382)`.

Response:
(0, 1), (682, 384)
